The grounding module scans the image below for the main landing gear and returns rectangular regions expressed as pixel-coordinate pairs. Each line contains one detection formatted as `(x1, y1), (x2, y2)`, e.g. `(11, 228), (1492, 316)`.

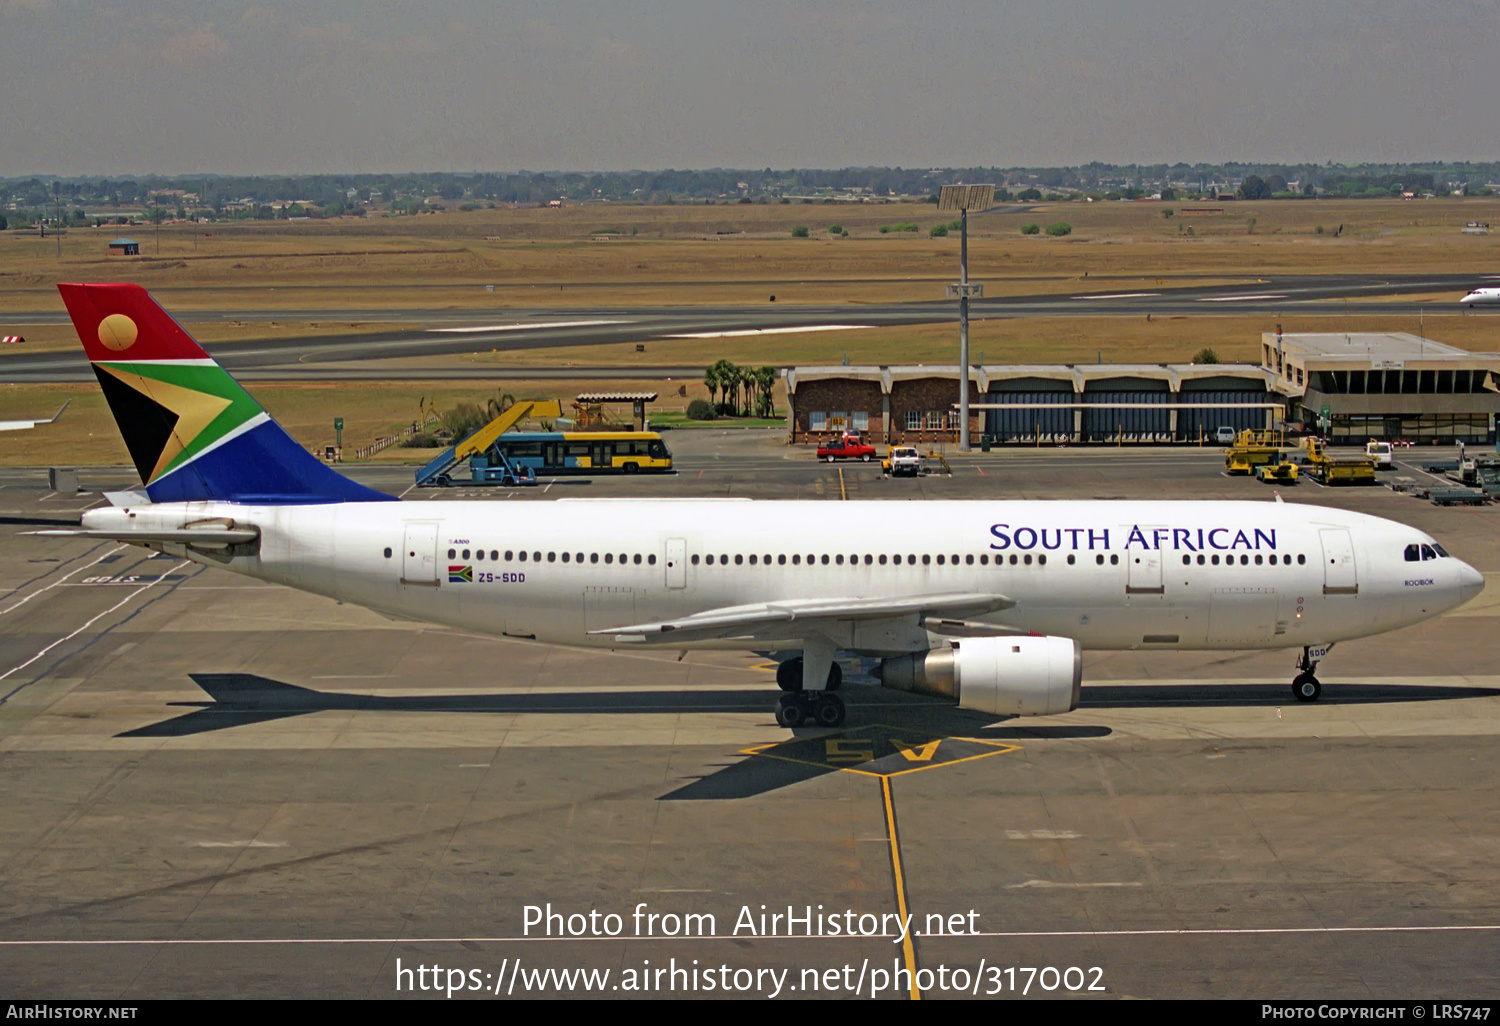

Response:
(774, 656), (846, 727)
(1292, 645), (1332, 702)
(776, 657), (842, 692)
(776, 691), (845, 728)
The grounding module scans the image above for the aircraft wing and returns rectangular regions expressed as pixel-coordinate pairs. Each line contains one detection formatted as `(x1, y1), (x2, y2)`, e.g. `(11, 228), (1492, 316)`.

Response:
(587, 592), (1014, 645)
(0, 400), (69, 432)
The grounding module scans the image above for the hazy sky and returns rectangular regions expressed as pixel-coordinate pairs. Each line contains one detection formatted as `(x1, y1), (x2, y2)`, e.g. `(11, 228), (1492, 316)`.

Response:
(1, 0), (1496, 175)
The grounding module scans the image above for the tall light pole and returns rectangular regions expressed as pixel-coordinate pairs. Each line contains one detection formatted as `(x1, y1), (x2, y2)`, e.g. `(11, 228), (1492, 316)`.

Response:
(938, 184), (995, 451)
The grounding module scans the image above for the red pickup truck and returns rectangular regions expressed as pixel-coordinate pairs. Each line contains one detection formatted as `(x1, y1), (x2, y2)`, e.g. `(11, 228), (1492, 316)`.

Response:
(816, 433), (877, 462)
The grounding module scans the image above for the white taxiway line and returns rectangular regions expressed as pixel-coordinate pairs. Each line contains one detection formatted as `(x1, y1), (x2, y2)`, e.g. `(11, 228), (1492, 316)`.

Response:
(0, 560), (190, 683)
(1069, 292), (1161, 300)
(428, 320), (628, 334)
(1197, 294), (1287, 302)
(0, 545), (125, 619)
(2, 923), (1497, 946)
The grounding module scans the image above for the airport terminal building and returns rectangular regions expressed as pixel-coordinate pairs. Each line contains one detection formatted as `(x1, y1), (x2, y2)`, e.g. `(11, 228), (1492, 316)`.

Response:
(787, 334), (1500, 447)
(1261, 331), (1500, 444)
(785, 363), (1279, 446)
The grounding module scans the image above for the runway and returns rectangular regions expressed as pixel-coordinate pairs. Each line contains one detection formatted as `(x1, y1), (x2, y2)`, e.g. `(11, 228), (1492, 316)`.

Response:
(1, 273), (1492, 383)
(2, 435), (1498, 997)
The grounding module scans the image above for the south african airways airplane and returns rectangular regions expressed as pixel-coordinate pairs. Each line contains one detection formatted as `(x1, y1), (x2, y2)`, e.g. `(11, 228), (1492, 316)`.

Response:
(36, 283), (1485, 728)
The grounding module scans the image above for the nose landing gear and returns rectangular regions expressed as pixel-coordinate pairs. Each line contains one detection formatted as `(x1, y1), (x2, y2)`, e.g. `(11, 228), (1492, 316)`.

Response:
(1292, 644), (1333, 702)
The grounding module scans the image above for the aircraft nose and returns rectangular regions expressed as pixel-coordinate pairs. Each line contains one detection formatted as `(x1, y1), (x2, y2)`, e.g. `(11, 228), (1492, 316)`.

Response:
(1458, 562), (1485, 607)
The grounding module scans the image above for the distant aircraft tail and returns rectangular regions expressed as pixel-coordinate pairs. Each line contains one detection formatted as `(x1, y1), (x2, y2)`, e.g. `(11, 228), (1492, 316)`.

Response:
(57, 283), (393, 504)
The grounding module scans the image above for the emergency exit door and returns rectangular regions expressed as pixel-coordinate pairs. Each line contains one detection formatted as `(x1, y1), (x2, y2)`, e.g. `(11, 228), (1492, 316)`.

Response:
(665, 538), (686, 589)
(1126, 540), (1164, 594)
(402, 522), (439, 585)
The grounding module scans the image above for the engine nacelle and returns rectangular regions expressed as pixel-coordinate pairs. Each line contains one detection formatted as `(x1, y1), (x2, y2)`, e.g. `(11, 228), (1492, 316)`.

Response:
(875, 635), (1081, 716)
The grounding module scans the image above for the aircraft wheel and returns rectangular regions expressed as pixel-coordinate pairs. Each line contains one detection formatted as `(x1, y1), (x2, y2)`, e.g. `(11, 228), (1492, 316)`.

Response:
(1292, 673), (1322, 702)
(775, 696), (806, 728)
(776, 658), (804, 692)
(826, 661), (842, 691)
(815, 693), (845, 728)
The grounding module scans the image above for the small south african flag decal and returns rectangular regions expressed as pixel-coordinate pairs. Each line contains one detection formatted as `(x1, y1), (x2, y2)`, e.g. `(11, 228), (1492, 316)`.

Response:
(448, 565), (472, 583)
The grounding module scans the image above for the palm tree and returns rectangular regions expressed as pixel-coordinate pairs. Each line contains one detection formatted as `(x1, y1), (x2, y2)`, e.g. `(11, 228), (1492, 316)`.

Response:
(710, 359), (739, 415)
(754, 366), (777, 418)
(703, 365), (719, 409)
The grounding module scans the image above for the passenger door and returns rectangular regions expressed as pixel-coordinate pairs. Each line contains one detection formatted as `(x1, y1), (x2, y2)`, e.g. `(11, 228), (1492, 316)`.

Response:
(1319, 528), (1358, 595)
(401, 522), (439, 586)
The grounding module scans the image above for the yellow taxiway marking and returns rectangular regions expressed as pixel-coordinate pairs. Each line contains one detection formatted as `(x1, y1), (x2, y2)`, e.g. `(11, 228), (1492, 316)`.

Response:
(741, 724), (1021, 1000)
(882, 775), (920, 1000)
(741, 725), (1018, 780)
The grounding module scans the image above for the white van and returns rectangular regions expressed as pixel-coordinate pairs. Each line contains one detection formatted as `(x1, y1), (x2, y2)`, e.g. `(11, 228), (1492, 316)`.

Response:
(1366, 440), (1393, 468)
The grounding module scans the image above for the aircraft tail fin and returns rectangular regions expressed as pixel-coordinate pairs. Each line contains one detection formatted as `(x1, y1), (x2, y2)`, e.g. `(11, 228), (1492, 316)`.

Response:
(57, 283), (392, 505)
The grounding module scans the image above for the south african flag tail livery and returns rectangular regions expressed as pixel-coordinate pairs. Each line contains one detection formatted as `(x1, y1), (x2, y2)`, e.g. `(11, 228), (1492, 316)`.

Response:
(57, 283), (392, 504)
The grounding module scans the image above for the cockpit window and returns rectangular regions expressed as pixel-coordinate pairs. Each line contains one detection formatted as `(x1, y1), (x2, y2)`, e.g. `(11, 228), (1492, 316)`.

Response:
(1404, 544), (1420, 562)
(1421, 544), (1437, 561)
(1433, 543), (1450, 558)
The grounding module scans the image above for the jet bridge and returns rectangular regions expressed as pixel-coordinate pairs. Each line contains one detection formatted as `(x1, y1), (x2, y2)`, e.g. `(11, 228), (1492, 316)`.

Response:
(414, 399), (564, 487)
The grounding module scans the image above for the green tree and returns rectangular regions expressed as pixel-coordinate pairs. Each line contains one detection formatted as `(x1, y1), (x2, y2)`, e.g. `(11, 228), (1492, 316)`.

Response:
(440, 401), (488, 441)
(791, 225), (809, 237)
(708, 358), (739, 415)
(703, 362), (722, 408)
(1192, 347), (1221, 364)
(1045, 222), (1072, 236)
(1160, 187), (1176, 201)
(753, 366), (778, 418)
(0, 214), (9, 231)
(828, 224), (843, 234)
(1238, 174), (1270, 201)
(1018, 187), (1042, 201)
(1020, 223), (1040, 235)
(930, 224), (948, 237)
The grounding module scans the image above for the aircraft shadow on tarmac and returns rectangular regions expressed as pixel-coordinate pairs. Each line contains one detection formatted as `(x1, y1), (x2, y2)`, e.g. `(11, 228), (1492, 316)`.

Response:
(118, 672), (783, 738)
(116, 673), (1496, 798)
(1080, 681), (1500, 707)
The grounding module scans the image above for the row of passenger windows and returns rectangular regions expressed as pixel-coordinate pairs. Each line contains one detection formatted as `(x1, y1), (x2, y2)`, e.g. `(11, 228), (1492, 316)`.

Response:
(1182, 553), (1306, 566)
(448, 547), (658, 566)
(394, 546), (1308, 569)
(694, 552), (1056, 567)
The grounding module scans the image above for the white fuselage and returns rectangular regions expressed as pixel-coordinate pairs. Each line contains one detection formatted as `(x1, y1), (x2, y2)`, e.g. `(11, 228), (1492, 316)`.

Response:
(1460, 288), (1500, 306)
(87, 498), (1483, 655)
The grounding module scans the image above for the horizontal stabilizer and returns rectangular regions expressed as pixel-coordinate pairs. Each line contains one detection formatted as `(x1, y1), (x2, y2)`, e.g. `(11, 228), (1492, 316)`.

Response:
(27, 527), (258, 549)
(588, 592), (1014, 645)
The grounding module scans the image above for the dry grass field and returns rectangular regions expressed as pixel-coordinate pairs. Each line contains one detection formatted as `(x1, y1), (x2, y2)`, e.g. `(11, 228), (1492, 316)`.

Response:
(3, 197), (1497, 316)
(460, 312), (1498, 370)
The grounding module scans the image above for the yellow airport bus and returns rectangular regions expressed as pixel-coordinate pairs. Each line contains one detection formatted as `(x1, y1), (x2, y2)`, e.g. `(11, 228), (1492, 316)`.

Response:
(495, 431), (673, 475)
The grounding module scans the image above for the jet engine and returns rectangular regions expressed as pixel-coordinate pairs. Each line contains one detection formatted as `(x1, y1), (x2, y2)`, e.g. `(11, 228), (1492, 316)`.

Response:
(873, 635), (1081, 716)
